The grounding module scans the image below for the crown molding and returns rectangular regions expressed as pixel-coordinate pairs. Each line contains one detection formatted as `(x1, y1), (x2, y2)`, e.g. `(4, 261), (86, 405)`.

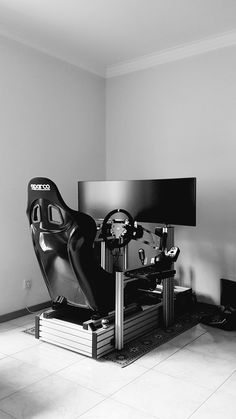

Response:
(106, 30), (236, 78)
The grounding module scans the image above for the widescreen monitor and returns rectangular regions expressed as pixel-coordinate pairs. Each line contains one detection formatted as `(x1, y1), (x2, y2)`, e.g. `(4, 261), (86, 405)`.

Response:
(78, 177), (196, 226)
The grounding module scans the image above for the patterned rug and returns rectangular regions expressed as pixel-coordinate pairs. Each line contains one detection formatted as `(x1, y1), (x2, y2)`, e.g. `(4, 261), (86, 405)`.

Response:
(103, 304), (216, 367)
(23, 303), (217, 367)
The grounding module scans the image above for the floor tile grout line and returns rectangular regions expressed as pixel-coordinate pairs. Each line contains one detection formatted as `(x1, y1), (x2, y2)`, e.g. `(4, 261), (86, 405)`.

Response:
(186, 367), (236, 419)
(179, 336), (236, 363)
(8, 350), (84, 372)
(0, 341), (43, 357)
(180, 344), (236, 363)
(148, 329), (208, 370)
(76, 394), (161, 419)
(0, 363), (108, 403)
(52, 367), (120, 398)
(146, 344), (236, 392)
(104, 367), (152, 398)
(109, 397), (161, 419)
(0, 371), (104, 419)
(142, 367), (221, 393)
(168, 329), (208, 349)
(76, 396), (110, 418)
(0, 369), (58, 404)
(53, 365), (151, 399)
(215, 368), (236, 390)
(146, 345), (184, 370)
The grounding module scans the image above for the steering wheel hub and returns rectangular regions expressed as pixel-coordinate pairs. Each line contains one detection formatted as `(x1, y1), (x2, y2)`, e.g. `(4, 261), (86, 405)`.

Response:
(101, 209), (134, 249)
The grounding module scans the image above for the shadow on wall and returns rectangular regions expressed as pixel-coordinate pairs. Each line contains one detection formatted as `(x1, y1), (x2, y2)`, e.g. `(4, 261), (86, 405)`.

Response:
(177, 264), (215, 305)
(172, 178), (236, 305)
(177, 265), (195, 289)
(175, 225), (236, 305)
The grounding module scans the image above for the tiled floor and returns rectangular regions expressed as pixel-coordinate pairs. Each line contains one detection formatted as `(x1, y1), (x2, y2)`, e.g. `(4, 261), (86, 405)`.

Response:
(0, 314), (236, 418)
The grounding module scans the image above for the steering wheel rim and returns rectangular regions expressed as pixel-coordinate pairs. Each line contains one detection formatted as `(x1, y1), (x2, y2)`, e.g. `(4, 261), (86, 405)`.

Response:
(101, 209), (134, 249)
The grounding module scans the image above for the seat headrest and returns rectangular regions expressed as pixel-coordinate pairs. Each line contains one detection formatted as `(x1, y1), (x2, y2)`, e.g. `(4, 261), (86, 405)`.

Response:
(27, 177), (69, 210)
(26, 177), (75, 231)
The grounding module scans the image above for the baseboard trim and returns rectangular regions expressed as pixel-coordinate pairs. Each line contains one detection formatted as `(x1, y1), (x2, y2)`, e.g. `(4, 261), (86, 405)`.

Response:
(0, 301), (51, 323)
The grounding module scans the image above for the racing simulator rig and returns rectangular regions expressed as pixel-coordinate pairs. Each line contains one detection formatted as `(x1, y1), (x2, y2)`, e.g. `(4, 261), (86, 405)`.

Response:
(27, 177), (196, 358)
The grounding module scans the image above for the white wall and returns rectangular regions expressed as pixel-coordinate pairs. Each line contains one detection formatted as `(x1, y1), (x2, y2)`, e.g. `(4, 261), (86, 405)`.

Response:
(106, 46), (236, 304)
(1, 34), (235, 315)
(0, 35), (105, 316)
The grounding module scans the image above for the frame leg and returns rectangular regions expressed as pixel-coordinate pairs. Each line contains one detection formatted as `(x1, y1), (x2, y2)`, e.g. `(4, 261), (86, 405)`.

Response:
(162, 276), (174, 328)
(115, 271), (124, 350)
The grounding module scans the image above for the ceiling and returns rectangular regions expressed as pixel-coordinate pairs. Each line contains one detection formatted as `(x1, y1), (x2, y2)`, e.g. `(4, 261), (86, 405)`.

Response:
(0, 0), (236, 77)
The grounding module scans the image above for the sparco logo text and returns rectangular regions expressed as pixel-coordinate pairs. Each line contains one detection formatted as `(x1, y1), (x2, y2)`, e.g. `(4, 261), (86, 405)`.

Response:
(31, 184), (50, 191)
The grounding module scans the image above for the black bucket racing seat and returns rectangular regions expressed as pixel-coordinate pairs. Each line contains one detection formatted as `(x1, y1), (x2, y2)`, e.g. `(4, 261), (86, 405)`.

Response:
(26, 177), (115, 316)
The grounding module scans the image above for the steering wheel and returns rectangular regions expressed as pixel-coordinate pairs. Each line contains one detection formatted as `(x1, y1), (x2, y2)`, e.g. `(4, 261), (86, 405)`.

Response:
(101, 209), (134, 249)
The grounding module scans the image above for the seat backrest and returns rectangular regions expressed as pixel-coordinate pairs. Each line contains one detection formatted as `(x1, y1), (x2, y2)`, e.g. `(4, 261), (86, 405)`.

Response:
(26, 177), (115, 315)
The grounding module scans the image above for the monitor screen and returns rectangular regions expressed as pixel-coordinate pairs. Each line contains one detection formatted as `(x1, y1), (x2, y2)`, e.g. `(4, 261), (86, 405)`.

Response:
(78, 177), (196, 226)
